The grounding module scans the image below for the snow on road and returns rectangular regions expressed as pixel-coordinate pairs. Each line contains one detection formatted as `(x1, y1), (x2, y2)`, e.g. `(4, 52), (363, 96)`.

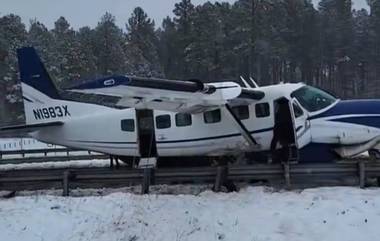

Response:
(1, 186), (380, 241)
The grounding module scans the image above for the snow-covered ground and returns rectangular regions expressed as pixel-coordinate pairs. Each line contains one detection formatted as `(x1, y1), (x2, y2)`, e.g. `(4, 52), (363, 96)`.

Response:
(1, 186), (380, 241)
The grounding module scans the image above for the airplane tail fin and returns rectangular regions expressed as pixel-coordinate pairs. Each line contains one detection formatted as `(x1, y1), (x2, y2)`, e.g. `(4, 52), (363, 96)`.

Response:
(17, 47), (109, 125)
(17, 47), (61, 100)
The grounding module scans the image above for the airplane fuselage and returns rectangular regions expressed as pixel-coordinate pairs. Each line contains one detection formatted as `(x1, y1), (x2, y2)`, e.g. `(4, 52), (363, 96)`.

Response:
(30, 83), (380, 163)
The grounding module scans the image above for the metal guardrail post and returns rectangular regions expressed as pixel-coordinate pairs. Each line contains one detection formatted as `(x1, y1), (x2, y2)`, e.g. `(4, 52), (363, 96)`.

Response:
(283, 163), (291, 189)
(214, 166), (227, 192)
(358, 161), (366, 189)
(63, 170), (71, 196)
(142, 168), (152, 194)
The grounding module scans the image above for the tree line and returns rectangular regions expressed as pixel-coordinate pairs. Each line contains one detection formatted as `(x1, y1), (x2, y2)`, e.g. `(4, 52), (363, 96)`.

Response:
(1, 0), (380, 122)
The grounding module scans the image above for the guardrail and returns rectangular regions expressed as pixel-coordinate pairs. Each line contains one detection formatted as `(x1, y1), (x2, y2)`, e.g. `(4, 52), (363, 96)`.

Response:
(1, 160), (379, 196)
(0, 148), (108, 164)
(1, 148), (81, 157)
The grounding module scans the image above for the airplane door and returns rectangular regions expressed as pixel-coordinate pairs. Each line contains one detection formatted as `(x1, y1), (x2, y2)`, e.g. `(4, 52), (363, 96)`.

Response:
(273, 98), (296, 147)
(291, 99), (312, 149)
(135, 109), (158, 160)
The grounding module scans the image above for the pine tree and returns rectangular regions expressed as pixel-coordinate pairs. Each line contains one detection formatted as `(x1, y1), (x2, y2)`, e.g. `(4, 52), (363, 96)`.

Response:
(352, 9), (371, 95)
(93, 12), (127, 75)
(0, 14), (27, 123)
(173, 0), (196, 78)
(51, 17), (90, 86)
(77, 26), (98, 80)
(157, 17), (179, 78)
(283, 0), (319, 84)
(367, 0), (380, 79)
(27, 20), (55, 78)
(125, 7), (163, 77)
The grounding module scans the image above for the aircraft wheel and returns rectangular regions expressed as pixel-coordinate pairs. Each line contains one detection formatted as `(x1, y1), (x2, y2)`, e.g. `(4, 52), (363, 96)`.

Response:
(368, 149), (380, 160)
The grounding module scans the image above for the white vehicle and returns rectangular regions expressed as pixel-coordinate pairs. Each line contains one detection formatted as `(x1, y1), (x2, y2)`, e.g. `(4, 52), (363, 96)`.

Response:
(2, 47), (380, 165)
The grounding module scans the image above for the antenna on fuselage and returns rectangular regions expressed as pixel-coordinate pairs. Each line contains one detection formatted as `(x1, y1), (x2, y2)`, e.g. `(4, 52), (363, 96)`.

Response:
(240, 76), (259, 89)
(239, 76), (250, 88)
(249, 77), (260, 88)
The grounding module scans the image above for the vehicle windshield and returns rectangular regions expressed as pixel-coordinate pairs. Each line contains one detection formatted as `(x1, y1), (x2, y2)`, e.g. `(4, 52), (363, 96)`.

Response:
(290, 86), (336, 112)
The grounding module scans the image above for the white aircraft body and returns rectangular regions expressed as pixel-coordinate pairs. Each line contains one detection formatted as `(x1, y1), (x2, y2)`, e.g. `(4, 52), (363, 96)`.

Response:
(2, 47), (380, 164)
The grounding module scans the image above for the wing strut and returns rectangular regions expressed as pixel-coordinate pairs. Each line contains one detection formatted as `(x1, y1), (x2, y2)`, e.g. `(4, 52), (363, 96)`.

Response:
(224, 104), (260, 150)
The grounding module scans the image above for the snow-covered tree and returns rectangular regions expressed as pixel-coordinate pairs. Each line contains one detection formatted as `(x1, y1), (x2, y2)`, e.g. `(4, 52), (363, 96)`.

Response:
(0, 14), (27, 122)
(173, 0), (196, 78)
(51, 17), (89, 86)
(27, 20), (56, 78)
(77, 26), (98, 79)
(93, 12), (127, 75)
(157, 17), (179, 78)
(126, 7), (163, 77)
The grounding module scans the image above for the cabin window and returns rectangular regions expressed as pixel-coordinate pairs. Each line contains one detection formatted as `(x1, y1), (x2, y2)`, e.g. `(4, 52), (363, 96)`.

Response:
(175, 113), (192, 127)
(204, 109), (221, 123)
(255, 103), (270, 118)
(156, 115), (171, 129)
(232, 105), (250, 120)
(121, 119), (135, 132)
(293, 103), (304, 118)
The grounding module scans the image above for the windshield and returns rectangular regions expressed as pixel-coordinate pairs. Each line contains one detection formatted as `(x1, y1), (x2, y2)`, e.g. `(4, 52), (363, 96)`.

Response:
(290, 86), (336, 112)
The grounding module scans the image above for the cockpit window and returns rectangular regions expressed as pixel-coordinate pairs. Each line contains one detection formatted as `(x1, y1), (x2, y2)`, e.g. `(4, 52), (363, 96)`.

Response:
(293, 102), (304, 118)
(291, 86), (336, 112)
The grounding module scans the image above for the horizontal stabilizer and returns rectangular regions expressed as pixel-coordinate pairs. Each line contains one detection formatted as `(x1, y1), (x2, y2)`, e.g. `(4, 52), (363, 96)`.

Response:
(0, 121), (64, 133)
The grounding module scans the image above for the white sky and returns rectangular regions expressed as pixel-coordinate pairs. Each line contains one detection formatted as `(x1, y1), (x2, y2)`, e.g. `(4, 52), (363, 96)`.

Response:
(0, 0), (370, 30)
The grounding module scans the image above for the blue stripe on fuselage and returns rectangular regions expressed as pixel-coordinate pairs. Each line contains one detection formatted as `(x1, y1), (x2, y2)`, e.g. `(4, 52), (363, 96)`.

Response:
(309, 100), (380, 120)
(329, 116), (380, 129)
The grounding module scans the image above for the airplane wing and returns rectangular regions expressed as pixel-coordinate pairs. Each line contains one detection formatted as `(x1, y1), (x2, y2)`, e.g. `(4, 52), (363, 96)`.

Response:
(66, 76), (265, 113)
(0, 121), (64, 135)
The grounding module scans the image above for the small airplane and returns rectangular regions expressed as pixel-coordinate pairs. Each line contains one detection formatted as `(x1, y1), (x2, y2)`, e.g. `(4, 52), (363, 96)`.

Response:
(2, 46), (380, 167)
